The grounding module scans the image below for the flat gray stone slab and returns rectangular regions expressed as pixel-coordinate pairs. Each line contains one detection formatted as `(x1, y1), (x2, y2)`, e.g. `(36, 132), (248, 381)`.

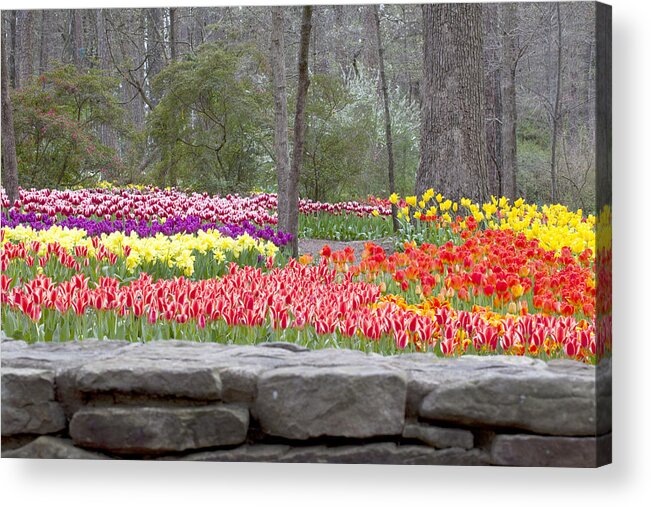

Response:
(69, 404), (249, 454)
(2, 436), (108, 459)
(279, 442), (490, 465)
(175, 442), (489, 465)
(255, 365), (407, 439)
(402, 422), (474, 449)
(1, 401), (67, 436)
(490, 433), (611, 467)
(2, 367), (57, 405)
(419, 370), (598, 436)
(1, 368), (67, 436)
(1, 339), (137, 372)
(73, 358), (223, 400)
(175, 444), (292, 462)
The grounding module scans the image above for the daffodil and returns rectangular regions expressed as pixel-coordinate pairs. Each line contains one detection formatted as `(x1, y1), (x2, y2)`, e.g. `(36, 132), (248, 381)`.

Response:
(1, 226), (279, 275)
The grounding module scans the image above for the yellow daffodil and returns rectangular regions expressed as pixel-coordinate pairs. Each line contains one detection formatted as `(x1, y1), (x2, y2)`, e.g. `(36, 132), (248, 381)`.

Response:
(2, 226), (278, 275)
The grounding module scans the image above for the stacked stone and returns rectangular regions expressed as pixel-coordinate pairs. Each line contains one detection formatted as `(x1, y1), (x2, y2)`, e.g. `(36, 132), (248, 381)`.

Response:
(1, 335), (611, 466)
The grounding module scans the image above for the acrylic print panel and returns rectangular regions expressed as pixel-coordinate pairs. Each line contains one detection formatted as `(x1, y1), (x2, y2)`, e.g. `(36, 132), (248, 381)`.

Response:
(0, 2), (611, 467)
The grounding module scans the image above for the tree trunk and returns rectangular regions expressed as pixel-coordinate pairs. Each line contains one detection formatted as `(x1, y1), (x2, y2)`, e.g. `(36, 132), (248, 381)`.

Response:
(483, 3), (502, 198)
(288, 6), (313, 258)
(145, 8), (165, 107)
(550, 2), (563, 202)
(124, 9), (146, 127)
(169, 8), (178, 61)
(362, 6), (378, 70)
(38, 10), (50, 74)
(8, 12), (17, 88)
(71, 10), (84, 69)
(16, 10), (34, 88)
(95, 9), (119, 161)
(271, 7), (291, 246)
(1, 35), (20, 204)
(416, 3), (490, 203)
(500, 2), (518, 200)
(373, 5), (398, 232)
(96, 10), (110, 70)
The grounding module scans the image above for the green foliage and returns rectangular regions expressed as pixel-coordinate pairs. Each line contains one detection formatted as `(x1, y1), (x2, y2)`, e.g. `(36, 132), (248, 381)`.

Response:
(517, 138), (550, 206)
(517, 116), (550, 150)
(300, 73), (374, 201)
(300, 68), (420, 202)
(517, 120), (596, 213)
(148, 43), (272, 193)
(299, 212), (393, 241)
(11, 65), (127, 188)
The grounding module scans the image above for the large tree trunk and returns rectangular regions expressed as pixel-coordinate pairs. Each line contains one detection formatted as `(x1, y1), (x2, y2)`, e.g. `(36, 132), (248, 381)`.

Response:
(373, 5), (398, 232)
(1, 35), (20, 204)
(271, 7), (291, 246)
(287, 6), (313, 258)
(416, 4), (490, 203)
(500, 2), (518, 200)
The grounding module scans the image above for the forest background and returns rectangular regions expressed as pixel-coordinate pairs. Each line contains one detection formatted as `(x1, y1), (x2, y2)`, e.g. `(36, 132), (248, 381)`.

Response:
(1, 1), (597, 212)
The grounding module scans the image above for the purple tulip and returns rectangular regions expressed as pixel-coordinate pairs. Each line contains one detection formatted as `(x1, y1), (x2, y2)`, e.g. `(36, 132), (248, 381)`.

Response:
(1, 210), (292, 247)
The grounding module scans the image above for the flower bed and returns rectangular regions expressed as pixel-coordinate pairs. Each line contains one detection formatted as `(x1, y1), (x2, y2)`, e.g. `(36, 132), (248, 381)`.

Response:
(1, 186), (609, 363)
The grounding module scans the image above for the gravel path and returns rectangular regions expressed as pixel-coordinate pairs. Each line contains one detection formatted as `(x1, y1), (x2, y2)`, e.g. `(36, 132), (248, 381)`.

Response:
(298, 237), (396, 262)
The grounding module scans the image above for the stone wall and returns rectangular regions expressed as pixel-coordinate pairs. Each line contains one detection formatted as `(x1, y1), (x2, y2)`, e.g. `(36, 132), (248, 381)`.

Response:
(1, 335), (612, 466)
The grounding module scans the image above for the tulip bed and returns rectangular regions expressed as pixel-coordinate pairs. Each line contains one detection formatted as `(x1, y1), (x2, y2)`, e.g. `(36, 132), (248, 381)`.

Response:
(1, 186), (609, 364)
